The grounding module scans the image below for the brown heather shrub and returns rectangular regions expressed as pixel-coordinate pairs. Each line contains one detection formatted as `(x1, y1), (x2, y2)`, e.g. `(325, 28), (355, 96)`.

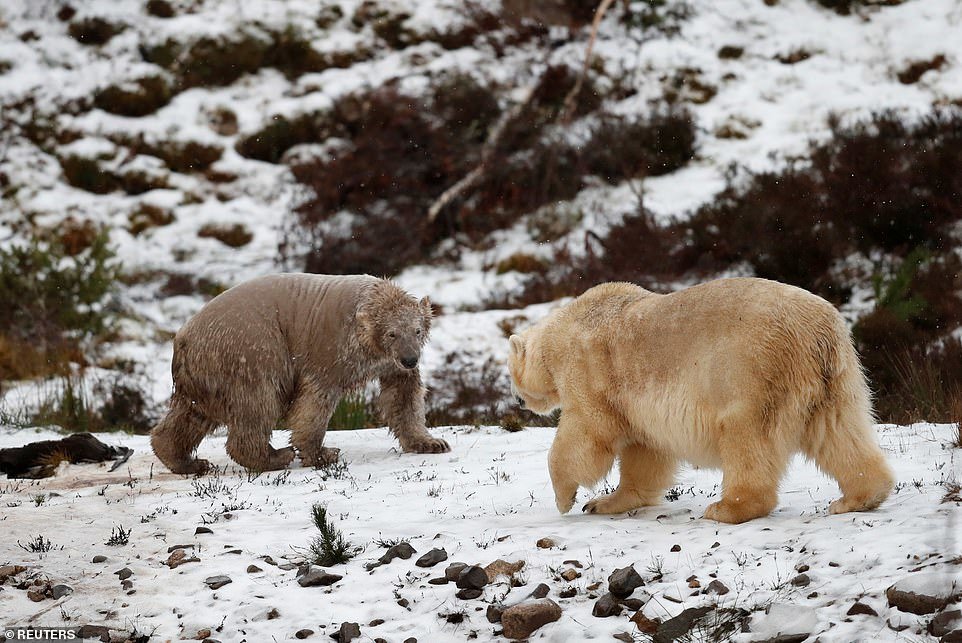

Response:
(897, 54), (946, 85)
(198, 222), (254, 248)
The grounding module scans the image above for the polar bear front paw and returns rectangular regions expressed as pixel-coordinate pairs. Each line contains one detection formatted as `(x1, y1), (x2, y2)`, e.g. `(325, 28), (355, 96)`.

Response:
(304, 446), (341, 468)
(403, 436), (451, 454)
(582, 494), (621, 515)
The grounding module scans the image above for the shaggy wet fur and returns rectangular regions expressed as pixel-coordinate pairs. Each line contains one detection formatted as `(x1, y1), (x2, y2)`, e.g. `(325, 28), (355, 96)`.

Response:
(151, 274), (449, 474)
(509, 278), (895, 524)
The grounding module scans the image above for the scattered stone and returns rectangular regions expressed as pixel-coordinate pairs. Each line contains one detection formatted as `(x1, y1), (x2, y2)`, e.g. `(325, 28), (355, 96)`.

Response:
(711, 541), (720, 548)
(656, 606), (713, 642)
(456, 566), (489, 590)
(704, 579), (730, 596)
(560, 568), (579, 582)
(795, 563), (810, 573)
(278, 563), (299, 571)
(586, 581), (602, 591)
(403, 639), (417, 643)
(941, 630), (962, 643)
(247, 565), (263, 574)
(334, 622), (360, 643)
(368, 619), (384, 627)
(168, 544), (195, 553)
(91, 556), (107, 564)
(487, 604), (504, 623)
(457, 588), (482, 600)
(261, 555), (277, 566)
(619, 597), (645, 611)
(790, 573), (811, 587)
(196, 629), (212, 639)
(205, 575), (232, 590)
(887, 616), (910, 632)
(50, 584), (73, 599)
(828, 561), (840, 567)
(116, 567), (133, 581)
(415, 548), (448, 568)
(298, 569), (343, 587)
(688, 579), (701, 589)
(592, 592), (623, 618)
(501, 598), (562, 639)
(847, 601), (879, 617)
(613, 633), (633, 643)
(0, 565), (27, 581)
(608, 565), (644, 598)
(931, 610), (962, 637)
(444, 562), (467, 581)
(195, 527), (213, 535)
(428, 577), (448, 585)
(79, 626), (111, 641)
(536, 538), (556, 549)
(887, 573), (962, 615)
(379, 542), (416, 565)
(167, 549), (200, 569)
(442, 611), (465, 624)
(485, 559), (524, 582)
(630, 611), (660, 635)
(297, 563), (312, 577)
(563, 560), (583, 568)
(397, 598), (409, 608)
(670, 544), (681, 552)
(267, 608), (280, 619)
(27, 589), (46, 602)
(121, 580), (133, 590)
(530, 583), (549, 599)
(558, 587), (576, 599)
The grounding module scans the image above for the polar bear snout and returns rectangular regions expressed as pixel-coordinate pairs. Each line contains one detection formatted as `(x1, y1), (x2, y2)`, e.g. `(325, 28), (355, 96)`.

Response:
(400, 355), (419, 369)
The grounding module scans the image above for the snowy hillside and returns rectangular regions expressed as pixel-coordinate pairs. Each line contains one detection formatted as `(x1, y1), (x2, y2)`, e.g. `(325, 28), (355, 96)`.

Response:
(2, 423), (960, 641)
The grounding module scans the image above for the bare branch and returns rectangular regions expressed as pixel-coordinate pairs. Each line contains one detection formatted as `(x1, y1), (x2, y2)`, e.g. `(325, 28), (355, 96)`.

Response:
(560, 0), (618, 124)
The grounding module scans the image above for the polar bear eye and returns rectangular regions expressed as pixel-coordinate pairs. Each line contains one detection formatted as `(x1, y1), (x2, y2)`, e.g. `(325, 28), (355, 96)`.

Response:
(415, 328), (422, 336)
(388, 331), (396, 339)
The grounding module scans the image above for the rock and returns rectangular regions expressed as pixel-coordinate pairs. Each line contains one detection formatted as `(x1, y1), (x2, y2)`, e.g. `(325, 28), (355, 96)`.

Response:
(334, 622), (360, 642)
(457, 588), (482, 599)
(116, 567), (133, 581)
(278, 563), (299, 571)
(444, 562), (467, 581)
(790, 573), (810, 587)
(415, 548), (447, 568)
(530, 583), (550, 599)
(91, 556), (107, 564)
(563, 560), (583, 568)
(364, 561), (383, 572)
(297, 563), (312, 577)
(27, 589), (46, 602)
(586, 581), (602, 591)
(121, 580), (133, 590)
(368, 619), (384, 627)
(630, 611), (660, 635)
(261, 555), (277, 566)
(795, 563), (810, 573)
(560, 568), (579, 582)
(670, 544), (681, 552)
(931, 610), (962, 637)
(485, 559), (524, 582)
(887, 573), (962, 615)
(379, 542), (416, 564)
(247, 565), (263, 574)
(51, 584), (73, 599)
(428, 577), (448, 585)
(847, 601), (879, 617)
(688, 579), (701, 588)
(205, 575), (232, 590)
(195, 526), (213, 535)
(79, 625), (111, 641)
(558, 587), (576, 598)
(0, 565), (27, 581)
(487, 604), (504, 623)
(456, 566), (489, 590)
(619, 597), (645, 611)
(298, 569), (343, 587)
(592, 593), (623, 617)
(942, 630), (962, 642)
(704, 579), (730, 596)
(536, 538), (556, 549)
(167, 549), (200, 569)
(267, 608), (280, 619)
(608, 565), (644, 598)
(501, 598), (562, 639)
(167, 544), (195, 553)
(654, 607), (712, 642)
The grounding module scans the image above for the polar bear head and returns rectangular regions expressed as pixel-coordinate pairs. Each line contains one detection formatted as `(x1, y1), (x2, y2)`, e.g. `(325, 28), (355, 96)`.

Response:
(508, 332), (560, 415)
(356, 281), (433, 371)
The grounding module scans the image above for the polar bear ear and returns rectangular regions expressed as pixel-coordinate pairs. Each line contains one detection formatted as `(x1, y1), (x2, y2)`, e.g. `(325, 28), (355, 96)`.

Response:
(509, 334), (525, 358)
(419, 296), (433, 317)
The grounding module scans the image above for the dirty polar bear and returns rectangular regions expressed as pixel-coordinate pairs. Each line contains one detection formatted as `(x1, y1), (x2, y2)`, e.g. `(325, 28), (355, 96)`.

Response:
(151, 274), (449, 474)
(508, 278), (895, 524)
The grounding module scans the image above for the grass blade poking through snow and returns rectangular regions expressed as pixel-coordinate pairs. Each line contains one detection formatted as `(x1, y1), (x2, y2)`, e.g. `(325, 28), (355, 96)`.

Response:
(308, 504), (355, 566)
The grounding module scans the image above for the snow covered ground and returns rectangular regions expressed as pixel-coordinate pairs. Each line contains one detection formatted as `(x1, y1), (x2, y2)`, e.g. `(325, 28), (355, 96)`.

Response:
(2, 422), (959, 641)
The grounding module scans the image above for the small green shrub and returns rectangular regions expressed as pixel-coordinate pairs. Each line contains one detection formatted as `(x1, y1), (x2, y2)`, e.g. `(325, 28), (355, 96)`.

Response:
(308, 504), (356, 566)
